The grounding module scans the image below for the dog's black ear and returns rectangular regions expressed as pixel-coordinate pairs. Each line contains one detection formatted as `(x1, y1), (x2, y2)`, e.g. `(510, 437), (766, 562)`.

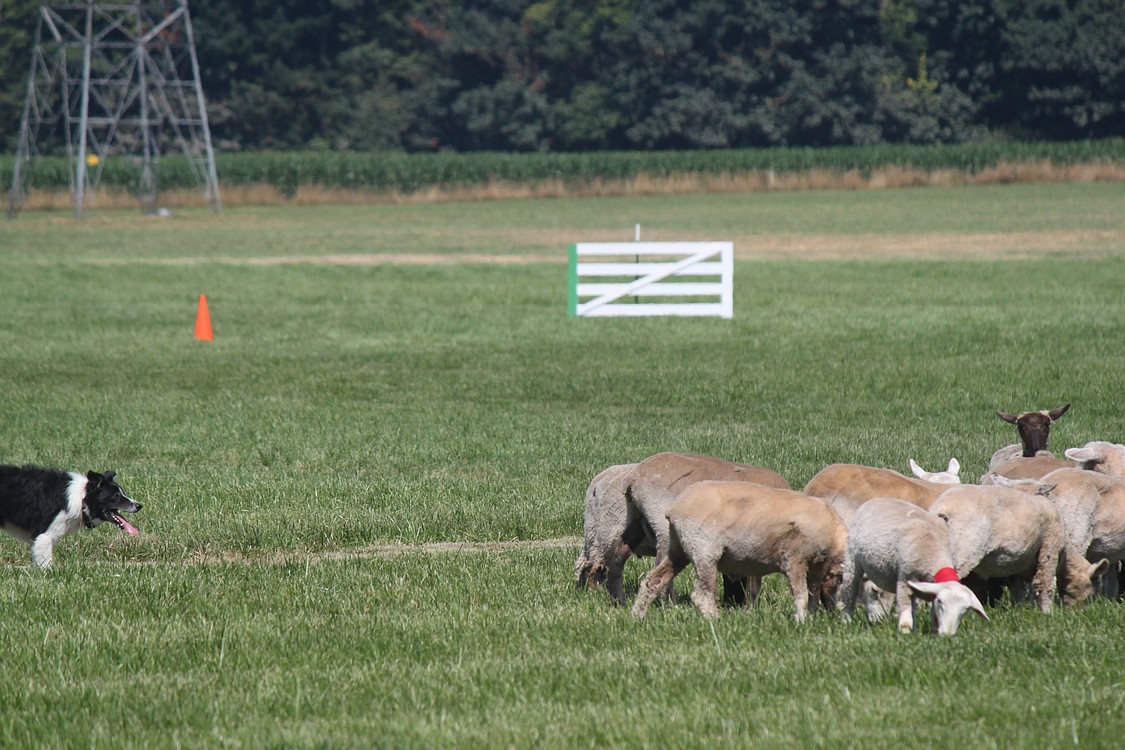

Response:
(103, 470), (116, 483)
(86, 470), (103, 483)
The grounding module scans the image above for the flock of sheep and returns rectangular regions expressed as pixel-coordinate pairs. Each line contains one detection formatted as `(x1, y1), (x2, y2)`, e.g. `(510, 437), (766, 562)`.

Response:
(574, 404), (1125, 635)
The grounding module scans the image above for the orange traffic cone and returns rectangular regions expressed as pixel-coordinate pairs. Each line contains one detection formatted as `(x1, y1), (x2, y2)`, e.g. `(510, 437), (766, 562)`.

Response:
(194, 294), (213, 341)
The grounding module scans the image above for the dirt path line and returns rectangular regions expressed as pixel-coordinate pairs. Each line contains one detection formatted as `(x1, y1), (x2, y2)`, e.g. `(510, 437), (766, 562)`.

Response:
(74, 228), (1124, 265)
(101, 536), (583, 568)
(85, 253), (561, 266)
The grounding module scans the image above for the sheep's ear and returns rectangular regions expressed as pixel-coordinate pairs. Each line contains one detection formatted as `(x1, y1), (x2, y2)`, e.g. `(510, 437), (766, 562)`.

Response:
(1048, 403), (1071, 421)
(909, 459), (925, 478)
(997, 411), (1019, 425)
(1065, 447), (1101, 465)
(989, 473), (1012, 487)
(1035, 483), (1057, 497)
(1090, 559), (1111, 581)
(969, 595), (990, 621)
(907, 580), (940, 601)
(946, 458), (960, 475)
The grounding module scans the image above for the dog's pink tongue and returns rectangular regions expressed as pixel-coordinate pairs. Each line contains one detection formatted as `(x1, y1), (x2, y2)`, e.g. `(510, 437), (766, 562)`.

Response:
(114, 514), (140, 536)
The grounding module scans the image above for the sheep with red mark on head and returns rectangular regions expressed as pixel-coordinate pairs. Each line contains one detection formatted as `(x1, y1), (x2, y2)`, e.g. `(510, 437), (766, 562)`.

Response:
(839, 497), (988, 636)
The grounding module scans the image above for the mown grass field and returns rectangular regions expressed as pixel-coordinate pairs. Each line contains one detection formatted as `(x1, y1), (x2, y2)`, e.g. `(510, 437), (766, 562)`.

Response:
(1, 181), (1125, 748)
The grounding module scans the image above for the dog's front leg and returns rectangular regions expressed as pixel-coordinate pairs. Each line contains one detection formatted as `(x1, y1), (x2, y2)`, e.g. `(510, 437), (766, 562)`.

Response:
(30, 535), (55, 569)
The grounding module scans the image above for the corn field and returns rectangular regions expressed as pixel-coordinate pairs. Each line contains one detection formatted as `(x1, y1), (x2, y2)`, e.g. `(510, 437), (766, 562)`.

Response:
(4, 139), (1125, 198)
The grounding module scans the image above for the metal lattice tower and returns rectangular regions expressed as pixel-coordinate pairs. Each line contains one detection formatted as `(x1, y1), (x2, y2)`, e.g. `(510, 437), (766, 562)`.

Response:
(7, 0), (221, 218)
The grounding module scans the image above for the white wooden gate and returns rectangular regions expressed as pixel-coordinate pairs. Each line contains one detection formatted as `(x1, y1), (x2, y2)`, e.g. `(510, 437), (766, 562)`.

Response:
(568, 241), (733, 318)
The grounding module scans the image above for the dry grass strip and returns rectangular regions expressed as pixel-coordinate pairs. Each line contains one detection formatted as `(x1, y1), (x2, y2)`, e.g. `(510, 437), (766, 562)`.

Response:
(16, 161), (1125, 211)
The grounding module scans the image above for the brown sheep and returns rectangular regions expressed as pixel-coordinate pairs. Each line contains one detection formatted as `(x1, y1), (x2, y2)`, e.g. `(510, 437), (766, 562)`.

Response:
(609, 452), (789, 606)
(631, 481), (846, 622)
(803, 463), (957, 527)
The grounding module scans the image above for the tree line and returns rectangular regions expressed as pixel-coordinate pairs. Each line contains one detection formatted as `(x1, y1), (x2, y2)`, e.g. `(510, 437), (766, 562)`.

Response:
(1, 0), (1122, 155)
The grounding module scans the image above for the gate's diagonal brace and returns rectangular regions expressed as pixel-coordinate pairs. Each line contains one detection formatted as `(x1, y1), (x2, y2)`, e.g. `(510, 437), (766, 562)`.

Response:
(578, 248), (716, 315)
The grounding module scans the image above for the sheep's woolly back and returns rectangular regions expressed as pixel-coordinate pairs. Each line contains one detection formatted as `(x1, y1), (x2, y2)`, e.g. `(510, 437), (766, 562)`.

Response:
(668, 481), (847, 568)
(847, 497), (957, 591)
(930, 483), (1066, 612)
(982, 453), (1071, 483)
(988, 444), (1023, 471)
(803, 464), (954, 527)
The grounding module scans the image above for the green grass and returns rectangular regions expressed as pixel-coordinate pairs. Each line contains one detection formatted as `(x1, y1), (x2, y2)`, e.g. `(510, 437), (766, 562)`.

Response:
(1, 181), (1125, 747)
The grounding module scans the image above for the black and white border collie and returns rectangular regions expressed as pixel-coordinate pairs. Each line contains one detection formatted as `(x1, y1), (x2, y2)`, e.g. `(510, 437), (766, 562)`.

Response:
(0, 465), (142, 568)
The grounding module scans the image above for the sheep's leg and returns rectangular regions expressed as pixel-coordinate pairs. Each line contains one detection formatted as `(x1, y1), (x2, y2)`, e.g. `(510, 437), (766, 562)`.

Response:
(896, 582), (916, 633)
(607, 522), (646, 606)
(1007, 577), (1031, 604)
(1092, 561), (1121, 600)
(806, 585), (820, 616)
(838, 552), (864, 623)
(633, 556), (686, 618)
(690, 556), (722, 619)
(817, 576), (838, 612)
(783, 560), (811, 623)
(721, 575), (751, 607)
(650, 524), (679, 603)
(1033, 553), (1057, 613)
(605, 540), (631, 605)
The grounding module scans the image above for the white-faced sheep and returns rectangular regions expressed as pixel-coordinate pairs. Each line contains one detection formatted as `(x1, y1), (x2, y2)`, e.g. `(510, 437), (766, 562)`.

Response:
(990, 469), (1100, 560)
(574, 463), (639, 592)
(1045, 468), (1125, 598)
(802, 461), (960, 528)
(929, 482), (1105, 610)
(610, 452), (789, 607)
(1082, 472), (1125, 566)
(988, 470), (1110, 605)
(839, 497), (988, 635)
(909, 458), (962, 483)
(631, 481), (847, 622)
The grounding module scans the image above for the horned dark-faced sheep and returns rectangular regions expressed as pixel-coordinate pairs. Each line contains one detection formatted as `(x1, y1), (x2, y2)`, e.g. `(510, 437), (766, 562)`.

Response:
(839, 497), (988, 635)
(996, 404), (1070, 457)
(631, 481), (846, 622)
